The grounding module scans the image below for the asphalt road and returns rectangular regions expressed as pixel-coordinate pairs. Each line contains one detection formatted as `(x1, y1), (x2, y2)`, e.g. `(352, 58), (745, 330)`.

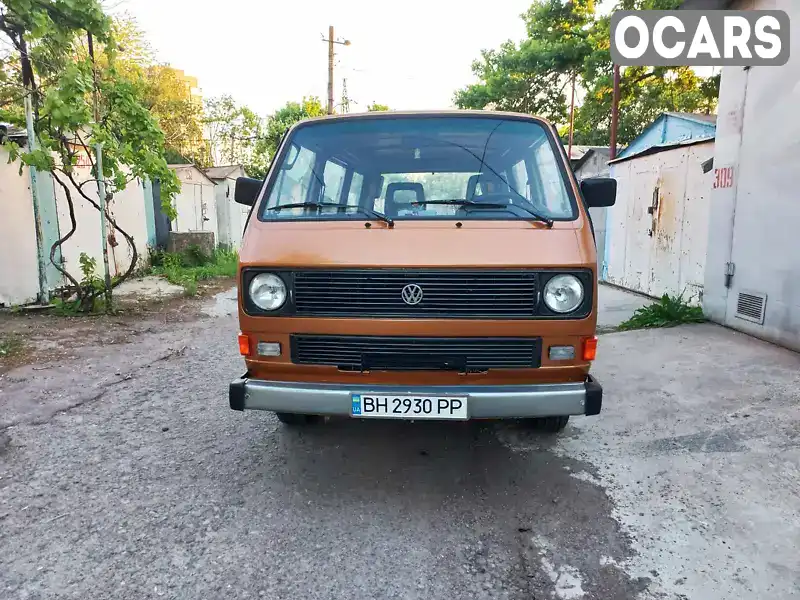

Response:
(2, 290), (799, 600)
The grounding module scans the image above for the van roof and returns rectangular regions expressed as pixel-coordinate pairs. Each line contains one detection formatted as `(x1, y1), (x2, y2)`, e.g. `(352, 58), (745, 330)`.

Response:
(298, 110), (551, 125)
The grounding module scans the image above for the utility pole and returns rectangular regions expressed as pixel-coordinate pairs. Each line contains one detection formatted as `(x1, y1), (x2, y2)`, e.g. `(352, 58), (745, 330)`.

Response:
(18, 33), (48, 303)
(88, 32), (113, 311)
(610, 64), (621, 160)
(567, 73), (577, 162)
(321, 26), (351, 115)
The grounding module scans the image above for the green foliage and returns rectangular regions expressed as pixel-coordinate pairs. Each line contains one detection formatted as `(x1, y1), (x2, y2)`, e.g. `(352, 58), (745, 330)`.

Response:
(618, 293), (705, 331)
(454, 0), (719, 146)
(204, 94), (265, 176)
(105, 16), (208, 167)
(0, 0), (110, 48)
(260, 96), (326, 173)
(0, 0), (181, 219)
(69, 252), (104, 311)
(366, 102), (390, 112)
(454, 0), (596, 123)
(0, 333), (25, 359)
(150, 247), (238, 295)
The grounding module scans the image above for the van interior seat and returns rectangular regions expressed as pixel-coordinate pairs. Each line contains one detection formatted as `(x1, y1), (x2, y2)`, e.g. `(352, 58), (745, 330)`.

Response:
(466, 172), (511, 201)
(384, 182), (425, 216)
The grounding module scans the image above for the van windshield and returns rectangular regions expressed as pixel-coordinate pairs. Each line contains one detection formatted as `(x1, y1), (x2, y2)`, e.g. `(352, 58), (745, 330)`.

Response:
(259, 116), (576, 222)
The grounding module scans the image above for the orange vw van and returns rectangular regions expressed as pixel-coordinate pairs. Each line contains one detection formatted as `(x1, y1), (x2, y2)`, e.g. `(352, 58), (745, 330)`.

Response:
(229, 111), (615, 432)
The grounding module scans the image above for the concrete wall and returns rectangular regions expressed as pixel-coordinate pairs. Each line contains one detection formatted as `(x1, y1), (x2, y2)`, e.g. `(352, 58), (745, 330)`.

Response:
(607, 141), (714, 302)
(1, 147), (154, 305)
(211, 169), (250, 250)
(0, 150), (40, 306)
(703, 0), (800, 351)
(53, 167), (151, 279)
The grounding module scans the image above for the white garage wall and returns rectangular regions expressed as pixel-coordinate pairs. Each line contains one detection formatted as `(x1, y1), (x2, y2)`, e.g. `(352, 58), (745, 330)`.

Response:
(169, 165), (219, 243)
(53, 166), (150, 279)
(704, 0), (800, 351)
(0, 148), (40, 306)
(212, 174), (249, 250)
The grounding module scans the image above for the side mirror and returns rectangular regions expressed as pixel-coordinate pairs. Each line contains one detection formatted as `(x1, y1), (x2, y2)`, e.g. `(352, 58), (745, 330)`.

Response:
(235, 177), (262, 206)
(580, 177), (616, 208)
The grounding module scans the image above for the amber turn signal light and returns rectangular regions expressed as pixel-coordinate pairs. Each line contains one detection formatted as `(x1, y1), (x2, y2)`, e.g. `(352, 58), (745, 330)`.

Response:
(582, 336), (598, 361)
(238, 333), (251, 356)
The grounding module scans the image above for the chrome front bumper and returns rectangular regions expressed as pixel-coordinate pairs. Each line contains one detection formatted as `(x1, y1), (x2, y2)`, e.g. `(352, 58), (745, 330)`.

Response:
(229, 375), (602, 418)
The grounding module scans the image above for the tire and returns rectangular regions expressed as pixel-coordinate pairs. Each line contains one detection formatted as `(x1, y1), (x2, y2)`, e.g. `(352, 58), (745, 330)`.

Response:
(275, 412), (320, 426)
(528, 415), (570, 433)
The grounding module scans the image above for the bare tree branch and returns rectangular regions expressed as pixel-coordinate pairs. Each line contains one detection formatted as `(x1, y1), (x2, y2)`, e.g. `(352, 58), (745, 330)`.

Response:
(49, 170), (84, 303)
(65, 171), (139, 293)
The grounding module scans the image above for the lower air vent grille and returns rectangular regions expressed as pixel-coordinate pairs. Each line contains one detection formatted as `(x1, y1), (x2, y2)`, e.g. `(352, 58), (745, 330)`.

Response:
(735, 291), (767, 325)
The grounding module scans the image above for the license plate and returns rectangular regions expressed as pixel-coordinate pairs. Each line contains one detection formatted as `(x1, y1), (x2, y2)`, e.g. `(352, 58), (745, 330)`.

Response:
(351, 394), (468, 420)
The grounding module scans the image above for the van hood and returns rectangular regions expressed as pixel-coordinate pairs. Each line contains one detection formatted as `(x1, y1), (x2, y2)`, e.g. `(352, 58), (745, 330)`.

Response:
(240, 220), (592, 268)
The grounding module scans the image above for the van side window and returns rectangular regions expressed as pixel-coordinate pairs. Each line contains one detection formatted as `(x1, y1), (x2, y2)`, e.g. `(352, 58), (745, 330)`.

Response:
(511, 159), (530, 200)
(268, 145), (317, 207)
(347, 171), (364, 205)
(323, 159), (347, 203)
(532, 142), (571, 215)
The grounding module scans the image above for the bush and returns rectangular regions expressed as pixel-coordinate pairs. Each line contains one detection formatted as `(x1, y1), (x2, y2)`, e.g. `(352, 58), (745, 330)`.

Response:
(0, 334), (25, 358)
(618, 293), (705, 331)
(149, 246), (239, 295)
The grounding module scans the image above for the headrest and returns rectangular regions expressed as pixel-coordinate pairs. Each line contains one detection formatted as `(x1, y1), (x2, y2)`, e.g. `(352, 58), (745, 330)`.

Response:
(385, 182), (425, 204)
(466, 172), (507, 200)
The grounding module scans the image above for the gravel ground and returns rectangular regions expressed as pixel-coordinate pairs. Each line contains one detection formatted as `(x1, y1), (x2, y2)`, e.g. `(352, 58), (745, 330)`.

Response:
(1, 289), (798, 600)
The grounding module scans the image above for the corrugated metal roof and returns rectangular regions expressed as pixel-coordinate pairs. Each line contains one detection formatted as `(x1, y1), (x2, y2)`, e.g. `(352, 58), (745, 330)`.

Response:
(665, 112), (717, 125)
(168, 163), (217, 185)
(566, 145), (613, 160)
(565, 145), (616, 171)
(205, 165), (244, 180)
(608, 136), (715, 165)
(617, 111), (717, 160)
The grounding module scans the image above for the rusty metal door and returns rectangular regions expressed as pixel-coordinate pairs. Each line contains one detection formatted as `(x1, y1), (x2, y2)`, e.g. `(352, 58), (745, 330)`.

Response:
(647, 158), (687, 298)
(622, 165), (660, 294)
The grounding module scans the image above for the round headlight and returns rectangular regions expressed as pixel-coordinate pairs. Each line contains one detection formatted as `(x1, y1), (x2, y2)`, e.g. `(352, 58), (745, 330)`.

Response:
(543, 275), (584, 314)
(249, 273), (287, 311)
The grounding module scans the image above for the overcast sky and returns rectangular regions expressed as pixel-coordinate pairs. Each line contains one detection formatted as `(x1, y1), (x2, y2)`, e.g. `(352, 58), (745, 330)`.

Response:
(110, 0), (541, 115)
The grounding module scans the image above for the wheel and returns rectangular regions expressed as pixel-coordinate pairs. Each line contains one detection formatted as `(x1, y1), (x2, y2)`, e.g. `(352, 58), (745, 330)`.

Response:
(528, 415), (570, 433)
(274, 412), (321, 426)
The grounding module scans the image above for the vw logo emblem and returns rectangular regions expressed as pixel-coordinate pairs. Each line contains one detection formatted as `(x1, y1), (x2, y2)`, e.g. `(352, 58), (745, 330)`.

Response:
(401, 283), (424, 305)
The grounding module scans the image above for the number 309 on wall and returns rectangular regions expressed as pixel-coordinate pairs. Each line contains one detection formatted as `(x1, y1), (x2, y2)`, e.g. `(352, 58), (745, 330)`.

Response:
(714, 166), (735, 189)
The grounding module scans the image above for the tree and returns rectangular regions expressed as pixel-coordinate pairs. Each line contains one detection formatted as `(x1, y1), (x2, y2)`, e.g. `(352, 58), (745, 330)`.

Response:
(256, 96), (325, 177)
(454, 0), (719, 146)
(0, 0), (180, 310)
(143, 65), (208, 166)
(203, 94), (267, 178)
(366, 102), (390, 112)
(454, 0), (596, 124)
(103, 15), (208, 166)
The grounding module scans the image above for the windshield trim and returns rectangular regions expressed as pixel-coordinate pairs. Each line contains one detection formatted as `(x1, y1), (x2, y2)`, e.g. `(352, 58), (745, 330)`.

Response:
(254, 113), (580, 224)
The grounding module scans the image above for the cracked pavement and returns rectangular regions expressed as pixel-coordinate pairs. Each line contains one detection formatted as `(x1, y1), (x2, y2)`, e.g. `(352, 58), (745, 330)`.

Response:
(1, 289), (799, 600)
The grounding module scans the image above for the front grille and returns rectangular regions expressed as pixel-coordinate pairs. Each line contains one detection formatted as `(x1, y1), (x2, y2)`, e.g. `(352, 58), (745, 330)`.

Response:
(291, 335), (542, 371)
(293, 269), (538, 318)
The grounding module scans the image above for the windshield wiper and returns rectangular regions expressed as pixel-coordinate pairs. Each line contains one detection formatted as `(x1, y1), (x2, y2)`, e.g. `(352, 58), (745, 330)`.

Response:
(266, 202), (394, 227)
(417, 199), (554, 228)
